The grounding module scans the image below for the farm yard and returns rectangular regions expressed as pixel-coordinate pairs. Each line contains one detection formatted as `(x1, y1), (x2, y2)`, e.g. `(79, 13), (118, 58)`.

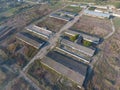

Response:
(36, 17), (67, 33)
(0, 0), (32, 23)
(0, 66), (17, 90)
(9, 77), (36, 90)
(87, 30), (120, 90)
(0, 0), (67, 71)
(6, 36), (39, 59)
(87, 17), (120, 90)
(1, 4), (53, 27)
(0, 0), (64, 25)
(27, 60), (79, 90)
(0, 4), (56, 46)
(0, 35), (39, 69)
(46, 51), (88, 75)
(0, 0), (120, 89)
(71, 15), (112, 37)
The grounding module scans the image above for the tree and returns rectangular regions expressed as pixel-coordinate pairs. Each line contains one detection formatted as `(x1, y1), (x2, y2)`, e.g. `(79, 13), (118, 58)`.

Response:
(83, 40), (92, 47)
(70, 34), (79, 42)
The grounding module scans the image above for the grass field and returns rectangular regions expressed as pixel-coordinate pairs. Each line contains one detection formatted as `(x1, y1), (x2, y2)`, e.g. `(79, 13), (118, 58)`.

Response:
(113, 17), (120, 30)
(63, 5), (82, 13)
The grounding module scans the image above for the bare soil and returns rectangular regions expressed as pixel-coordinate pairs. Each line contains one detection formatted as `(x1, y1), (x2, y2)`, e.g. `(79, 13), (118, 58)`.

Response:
(86, 17), (120, 90)
(36, 17), (67, 33)
(71, 15), (112, 37)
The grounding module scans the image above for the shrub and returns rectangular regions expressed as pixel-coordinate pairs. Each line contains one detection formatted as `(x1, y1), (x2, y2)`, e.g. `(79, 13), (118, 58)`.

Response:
(89, 7), (96, 11)
(83, 40), (92, 47)
(70, 34), (79, 42)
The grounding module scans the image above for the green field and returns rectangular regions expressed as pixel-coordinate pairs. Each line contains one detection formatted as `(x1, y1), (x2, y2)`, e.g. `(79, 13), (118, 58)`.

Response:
(113, 17), (120, 29)
(63, 5), (82, 13)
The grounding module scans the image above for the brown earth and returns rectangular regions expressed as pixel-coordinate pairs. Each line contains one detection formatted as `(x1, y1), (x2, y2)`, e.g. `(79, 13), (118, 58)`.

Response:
(86, 18), (120, 90)
(36, 17), (67, 33)
(72, 15), (112, 37)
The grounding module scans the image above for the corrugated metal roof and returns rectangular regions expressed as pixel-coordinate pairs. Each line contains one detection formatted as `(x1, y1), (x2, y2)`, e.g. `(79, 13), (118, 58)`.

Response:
(26, 25), (52, 39)
(41, 57), (84, 87)
(61, 39), (96, 56)
(16, 33), (45, 49)
(84, 10), (110, 18)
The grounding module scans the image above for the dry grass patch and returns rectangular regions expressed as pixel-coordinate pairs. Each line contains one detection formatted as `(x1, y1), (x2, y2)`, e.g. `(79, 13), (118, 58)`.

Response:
(71, 15), (112, 37)
(36, 17), (67, 33)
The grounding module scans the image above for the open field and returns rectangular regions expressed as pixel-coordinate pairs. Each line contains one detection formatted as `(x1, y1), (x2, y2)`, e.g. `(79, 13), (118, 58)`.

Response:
(28, 60), (80, 90)
(1, 0), (120, 90)
(87, 35), (120, 90)
(6, 36), (39, 59)
(36, 17), (67, 33)
(9, 77), (36, 90)
(86, 17), (120, 90)
(0, 0), (64, 24)
(63, 5), (82, 13)
(0, 0), (66, 43)
(1, 4), (53, 27)
(71, 15), (112, 37)
(0, 0), (32, 23)
(0, 69), (6, 85)
(113, 17), (120, 30)
(0, 34), (40, 69)
(0, 4), (55, 45)
(0, 66), (17, 90)
(0, 49), (8, 60)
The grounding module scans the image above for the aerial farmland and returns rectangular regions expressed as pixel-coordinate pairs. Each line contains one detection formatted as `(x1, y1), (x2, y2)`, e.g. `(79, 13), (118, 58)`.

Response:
(0, 0), (120, 90)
